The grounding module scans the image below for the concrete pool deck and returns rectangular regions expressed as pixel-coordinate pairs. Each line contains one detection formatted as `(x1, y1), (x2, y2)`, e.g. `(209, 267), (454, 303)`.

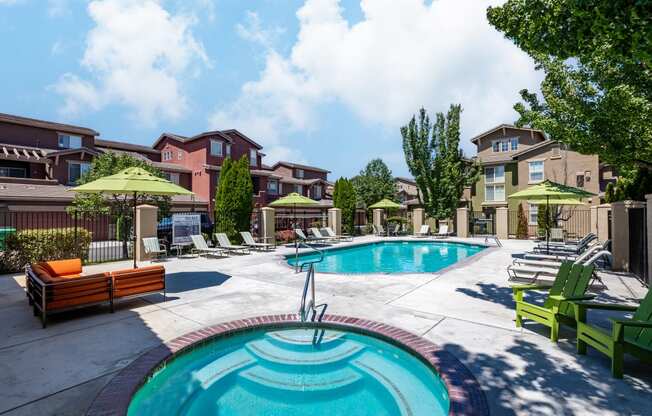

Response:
(0, 236), (649, 415)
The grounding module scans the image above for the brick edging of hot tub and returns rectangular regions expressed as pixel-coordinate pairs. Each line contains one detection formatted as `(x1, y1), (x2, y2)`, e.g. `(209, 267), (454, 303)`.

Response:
(86, 314), (489, 416)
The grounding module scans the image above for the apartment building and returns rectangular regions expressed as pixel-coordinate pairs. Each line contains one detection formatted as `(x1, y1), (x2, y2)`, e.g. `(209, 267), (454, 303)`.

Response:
(468, 124), (608, 222)
(0, 113), (332, 213)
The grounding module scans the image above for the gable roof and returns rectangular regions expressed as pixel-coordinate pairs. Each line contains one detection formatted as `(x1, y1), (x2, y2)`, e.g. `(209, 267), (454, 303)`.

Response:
(0, 112), (99, 136)
(511, 139), (558, 158)
(152, 129), (263, 150)
(272, 161), (330, 174)
(395, 176), (416, 185)
(470, 124), (545, 144)
(95, 138), (160, 155)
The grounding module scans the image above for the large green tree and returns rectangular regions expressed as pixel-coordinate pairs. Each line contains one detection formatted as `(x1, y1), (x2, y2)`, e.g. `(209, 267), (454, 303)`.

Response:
(214, 156), (253, 242)
(487, 0), (652, 171)
(351, 159), (397, 209)
(401, 105), (478, 219)
(69, 152), (171, 257)
(332, 177), (357, 235)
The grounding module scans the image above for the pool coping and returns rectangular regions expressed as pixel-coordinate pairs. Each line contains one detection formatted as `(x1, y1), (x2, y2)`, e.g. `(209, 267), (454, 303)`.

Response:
(86, 314), (489, 416)
(281, 238), (494, 276)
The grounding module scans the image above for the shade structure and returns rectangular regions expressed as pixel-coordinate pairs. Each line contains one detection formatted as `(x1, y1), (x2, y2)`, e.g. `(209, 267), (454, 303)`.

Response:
(509, 180), (595, 251)
(368, 198), (401, 210)
(71, 167), (194, 268)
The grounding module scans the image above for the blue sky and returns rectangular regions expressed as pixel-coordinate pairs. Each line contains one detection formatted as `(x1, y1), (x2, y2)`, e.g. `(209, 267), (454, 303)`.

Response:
(0, 0), (541, 179)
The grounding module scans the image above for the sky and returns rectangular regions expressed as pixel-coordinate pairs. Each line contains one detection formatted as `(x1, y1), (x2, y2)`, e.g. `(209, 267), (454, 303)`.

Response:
(0, 0), (542, 179)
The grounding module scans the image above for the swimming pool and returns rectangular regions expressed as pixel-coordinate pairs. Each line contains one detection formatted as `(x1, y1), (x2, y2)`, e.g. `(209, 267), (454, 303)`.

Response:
(127, 327), (449, 415)
(287, 241), (486, 274)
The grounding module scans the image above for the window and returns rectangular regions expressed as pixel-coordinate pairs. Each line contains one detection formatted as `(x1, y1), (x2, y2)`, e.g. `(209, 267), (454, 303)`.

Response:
(164, 172), (180, 185)
(162, 150), (172, 161)
(225, 143), (231, 158)
(295, 168), (304, 179)
(576, 174), (585, 188)
(529, 204), (538, 225)
(267, 179), (278, 194)
(551, 145), (561, 158)
(313, 184), (322, 199)
(250, 149), (257, 167)
(58, 134), (82, 149)
(68, 162), (91, 184)
(492, 138), (517, 152)
(0, 167), (26, 178)
(484, 165), (505, 202)
(492, 141), (500, 152)
(295, 184), (303, 194)
(529, 161), (544, 183)
(177, 151), (182, 160)
(510, 138), (518, 151)
(210, 140), (223, 156)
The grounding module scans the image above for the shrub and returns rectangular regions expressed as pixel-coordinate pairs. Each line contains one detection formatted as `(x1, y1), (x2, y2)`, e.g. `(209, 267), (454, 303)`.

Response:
(387, 216), (407, 224)
(1, 228), (92, 272)
(516, 204), (528, 239)
(275, 230), (295, 243)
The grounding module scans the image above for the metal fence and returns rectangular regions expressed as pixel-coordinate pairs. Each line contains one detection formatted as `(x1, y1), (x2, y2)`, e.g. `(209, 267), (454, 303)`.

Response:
(507, 208), (591, 239)
(629, 206), (648, 285)
(469, 211), (495, 236)
(275, 210), (328, 232)
(0, 210), (130, 272)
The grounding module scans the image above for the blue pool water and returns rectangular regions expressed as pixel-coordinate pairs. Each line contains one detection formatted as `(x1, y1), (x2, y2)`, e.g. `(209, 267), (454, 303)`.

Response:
(287, 241), (486, 274)
(128, 328), (450, 415)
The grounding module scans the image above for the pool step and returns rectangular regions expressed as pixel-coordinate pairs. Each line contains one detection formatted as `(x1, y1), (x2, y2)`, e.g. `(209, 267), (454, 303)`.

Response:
(192, 349), (255, 389)
(239, 365), (362, 395)
(245, 339), (364, 367)
(265, 329), (346, 351)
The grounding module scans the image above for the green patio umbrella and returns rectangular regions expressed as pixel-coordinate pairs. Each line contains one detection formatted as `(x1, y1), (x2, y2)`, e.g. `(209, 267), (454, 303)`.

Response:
(508, 180), (595, 251)
(269, 192), (319, 271)
(71, 167), (194, 268)
(368, 198), (401, 236)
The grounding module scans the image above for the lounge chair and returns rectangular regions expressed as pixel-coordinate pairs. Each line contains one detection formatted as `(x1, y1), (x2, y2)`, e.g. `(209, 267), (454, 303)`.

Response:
(524, 240), (610, 262)
(310, 227), (338, 242)
(142, 237), (167, 260)
(190, 235), (226, 257)
(240, 231), (274, 251)
(513, 262), (595, 342)
(323, 227), (353, 242)
(415, 224), (430, 238)
(573, 289), (652, 378)
(514, 243), (607, 269)
(295, 228), (323, 243)
(374, 224), (386, 236)
(433, 224), (450, 239)
(532, 233), (596, 254)
(214, 233), (250, 254)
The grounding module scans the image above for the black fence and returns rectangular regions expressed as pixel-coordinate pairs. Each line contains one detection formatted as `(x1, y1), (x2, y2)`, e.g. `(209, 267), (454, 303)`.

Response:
(469, 211), (495, 236)
(507, 208), (591, 240)
(0, 210), (130, 272)
(628, 206), (648, 285)
(275, 210), (327, 232)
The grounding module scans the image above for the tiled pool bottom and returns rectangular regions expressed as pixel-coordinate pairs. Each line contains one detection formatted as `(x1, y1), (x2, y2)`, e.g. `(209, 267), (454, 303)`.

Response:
(287, 240), (487, 274)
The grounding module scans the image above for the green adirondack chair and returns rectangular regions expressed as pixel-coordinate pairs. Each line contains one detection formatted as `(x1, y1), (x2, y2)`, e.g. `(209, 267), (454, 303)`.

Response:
(573, 289), (652, 378)
(513, 262), (596, 342)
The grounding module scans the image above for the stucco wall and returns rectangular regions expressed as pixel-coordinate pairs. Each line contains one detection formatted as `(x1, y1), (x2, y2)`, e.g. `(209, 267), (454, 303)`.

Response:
(476, 127), (546, 160)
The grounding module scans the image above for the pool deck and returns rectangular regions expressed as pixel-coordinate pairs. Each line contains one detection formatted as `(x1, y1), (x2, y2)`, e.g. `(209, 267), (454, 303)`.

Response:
(0, 236), (649, 415)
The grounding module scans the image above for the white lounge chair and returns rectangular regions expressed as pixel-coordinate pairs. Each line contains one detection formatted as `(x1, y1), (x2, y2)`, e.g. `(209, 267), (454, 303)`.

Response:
(524, 240), (611, 262)
(295, 228), (323, 243)
(323, 227), (352, 242)
(142, 237), (167, 260)
(240, 231), (274, 251)
(214, 233), (250, 254)
(374, 224), (386, 236)
(433, 224), (450, 239)
(190, 235), (226, 257)
(415, 224), (430, 238)
(508, 248), (611, 285)
(310, 227), (338, 242)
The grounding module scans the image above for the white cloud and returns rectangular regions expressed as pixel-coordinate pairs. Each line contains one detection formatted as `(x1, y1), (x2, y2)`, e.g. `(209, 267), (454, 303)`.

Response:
(236, 10), (285, 48)
(48, 0), (70, 17)
(53, 0), (209, 125)
(210, 0), (542, 162)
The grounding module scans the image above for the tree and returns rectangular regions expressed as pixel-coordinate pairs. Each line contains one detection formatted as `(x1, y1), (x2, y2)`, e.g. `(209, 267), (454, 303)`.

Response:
(351, 159), (397, 209)
(69, 152), (171, 258)
(487, 1), (652, 172)
(516, 203), (528, 239)
(214, 156), (253, 242)
(401, 105), (479, 219)
(333, 177), (357, 235)
(537, 204), (553, 237)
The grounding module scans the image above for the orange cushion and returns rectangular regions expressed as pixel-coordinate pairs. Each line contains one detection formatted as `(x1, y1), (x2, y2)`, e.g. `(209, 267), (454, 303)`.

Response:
(40, 259), (82, 277)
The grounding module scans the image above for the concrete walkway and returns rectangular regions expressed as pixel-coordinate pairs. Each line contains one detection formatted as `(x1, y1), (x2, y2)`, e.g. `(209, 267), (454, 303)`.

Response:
(0, 237), (649, 415)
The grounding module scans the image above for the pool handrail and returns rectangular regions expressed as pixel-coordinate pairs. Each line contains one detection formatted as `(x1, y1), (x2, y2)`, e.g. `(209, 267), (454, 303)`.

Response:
(297, 241), (324, 322)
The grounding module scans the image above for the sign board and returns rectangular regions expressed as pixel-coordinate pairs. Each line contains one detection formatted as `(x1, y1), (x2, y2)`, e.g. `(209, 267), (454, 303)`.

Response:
(172, 214), (201, 245)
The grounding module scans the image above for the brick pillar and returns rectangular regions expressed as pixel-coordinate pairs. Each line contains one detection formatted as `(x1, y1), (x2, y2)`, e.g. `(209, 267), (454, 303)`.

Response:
(373, 209), (383, 229)
(647, 194), (652, 282)
(590, 205), (598, 236)
(136, 204), (158, 262)
(596, 203), (611, 243)
(496, 207), (508, 239)
(412, 208), (424, 235)
(456, 207), (469, 238)
(328, 208), (341, 236)
(611, 200), (645, 271)
(261, 207), (276, 245)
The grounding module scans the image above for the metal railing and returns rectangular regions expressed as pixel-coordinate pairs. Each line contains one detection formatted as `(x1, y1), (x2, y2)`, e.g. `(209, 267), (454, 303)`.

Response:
(297, 241), (324, 322)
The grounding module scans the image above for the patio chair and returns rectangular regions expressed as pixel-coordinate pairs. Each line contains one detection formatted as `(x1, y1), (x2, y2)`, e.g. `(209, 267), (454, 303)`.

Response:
(513, 262), (595, 342)
(573, 289), (652, 378)
(310, 227), (338, 242)
(240, 231), (274, 251)
(514, 243), (607, 269)
(415, 224), (430, 238)
(295, 228), (323, 243)
(374, 224), (386, 236)
(323, 227), (353, 242)
(142, 237), (167, 260)
(433, 224), (450, 239)
(190, 235), (226, 257)
(214, 233), (250, 254)
(524, 240), (610, 262)
(532, 233), (596, 254)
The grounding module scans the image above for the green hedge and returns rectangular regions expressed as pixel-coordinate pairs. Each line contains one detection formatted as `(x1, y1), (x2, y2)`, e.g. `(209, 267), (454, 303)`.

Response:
(1, 228), (92, 272)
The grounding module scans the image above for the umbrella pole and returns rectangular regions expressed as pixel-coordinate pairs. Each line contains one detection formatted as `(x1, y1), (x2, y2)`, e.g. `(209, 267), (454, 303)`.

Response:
(294, 204), (299, 273)
(546, 195), (550, 254)
(133, 191), (137, 269)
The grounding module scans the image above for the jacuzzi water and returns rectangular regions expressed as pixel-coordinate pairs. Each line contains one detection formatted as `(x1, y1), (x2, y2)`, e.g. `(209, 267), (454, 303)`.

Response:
(128, 327), (450, 415)
(287, 241), (486, 274)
